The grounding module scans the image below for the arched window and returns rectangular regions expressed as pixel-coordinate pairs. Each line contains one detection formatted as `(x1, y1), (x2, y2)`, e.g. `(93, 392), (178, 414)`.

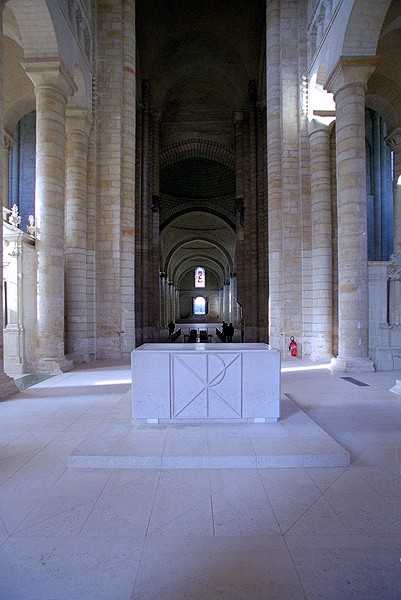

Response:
(9, 111), (36, 231)
(365, 108), (393, 261)
(195, 266), (205, 288)
(193, 296), (206, 315)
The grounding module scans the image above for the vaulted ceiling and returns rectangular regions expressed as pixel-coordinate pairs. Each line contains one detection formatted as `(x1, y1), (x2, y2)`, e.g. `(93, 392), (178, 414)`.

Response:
(136, 0), (265, 287)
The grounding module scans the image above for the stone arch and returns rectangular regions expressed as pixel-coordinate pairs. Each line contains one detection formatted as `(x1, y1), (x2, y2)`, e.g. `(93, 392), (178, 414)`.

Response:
(6, 0), (58, 59)
(164, 236), (234, 278)
(150, 31), (247, 112)
(160, 204), (235, 233)
(160, 139), (235, 170)
(366, 87), (401, 133)
(174, 257), (226, 287)
(342, 0), (392, 56)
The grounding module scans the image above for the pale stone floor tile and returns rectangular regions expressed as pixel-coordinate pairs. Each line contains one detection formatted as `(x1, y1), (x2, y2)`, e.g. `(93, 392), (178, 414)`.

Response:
(323, 467), (401, 535)
(14, 469), (112, 534)
(147, 469), (211, 536)
(211, 470), (280, 536)
(351, 439), (401, 467)
(258, 468), (323, 534)
(0, 430), (45, 460)
(305, 466), (346, 493)
(285, 533), (401, 600)
(0, 465), (69, 532)
(353, 463), (401, 496)
(0, 535), (142, 600)
(12, 499), (100, 538)
(0, 449), (44, 487)
(0, 517), (8, 545)
(207, 435), (256, 456)
(162, 436), (208, 457)
(146, 496), (214, 538)
(133, 535), (306, 600)
(209, 468), (253, 494)
(284, 495), (350, 536)
(80, 470), (160, 538)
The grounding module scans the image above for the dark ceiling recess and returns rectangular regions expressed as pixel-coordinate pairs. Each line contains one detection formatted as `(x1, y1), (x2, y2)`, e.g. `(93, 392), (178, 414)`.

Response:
(160, 157), (236, 199)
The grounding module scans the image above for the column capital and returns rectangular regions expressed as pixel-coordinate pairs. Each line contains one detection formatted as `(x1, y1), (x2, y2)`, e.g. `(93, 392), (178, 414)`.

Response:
(385, 127), (401, 149)
(65, 108), (93, 137)
(324, 56), (379, 98)
(22, 58), (77, 98)
(307, 117), (334, 136)
(3, 131), (15, 152)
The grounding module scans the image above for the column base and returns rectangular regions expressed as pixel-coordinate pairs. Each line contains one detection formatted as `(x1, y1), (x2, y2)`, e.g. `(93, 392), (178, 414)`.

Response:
(330, 356), (375, 372)
(35, 357), (74, 374)
(389, 380), (401, 395)
(309, 352), (334, 364)
(0, 373), (19, 398)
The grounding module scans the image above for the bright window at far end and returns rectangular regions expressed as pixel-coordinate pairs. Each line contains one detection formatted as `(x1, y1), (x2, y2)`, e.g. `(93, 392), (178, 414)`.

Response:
(195, 266), (205, 288)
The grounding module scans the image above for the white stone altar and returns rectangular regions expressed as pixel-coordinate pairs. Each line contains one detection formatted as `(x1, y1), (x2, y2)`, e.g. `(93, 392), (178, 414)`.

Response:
(131, 343), (281, 423)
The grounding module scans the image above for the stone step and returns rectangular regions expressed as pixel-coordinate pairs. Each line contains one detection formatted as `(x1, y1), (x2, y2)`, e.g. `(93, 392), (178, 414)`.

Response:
(69, 396), (350, 470)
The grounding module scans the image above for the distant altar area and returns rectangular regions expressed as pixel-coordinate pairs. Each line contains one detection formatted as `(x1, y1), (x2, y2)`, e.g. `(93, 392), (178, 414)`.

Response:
(131, 343), (281, 423)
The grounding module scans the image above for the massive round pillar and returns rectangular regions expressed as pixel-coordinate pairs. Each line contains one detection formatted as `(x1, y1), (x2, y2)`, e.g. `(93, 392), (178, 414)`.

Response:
(326, 58), (377, 371)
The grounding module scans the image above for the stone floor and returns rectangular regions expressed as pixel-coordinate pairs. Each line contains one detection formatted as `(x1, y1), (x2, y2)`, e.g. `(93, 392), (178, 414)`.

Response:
(0, 357), (401, 599)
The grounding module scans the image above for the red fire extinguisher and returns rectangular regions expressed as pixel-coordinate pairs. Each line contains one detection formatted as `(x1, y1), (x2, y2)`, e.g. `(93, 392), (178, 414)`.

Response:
(289, 336), (297, 357)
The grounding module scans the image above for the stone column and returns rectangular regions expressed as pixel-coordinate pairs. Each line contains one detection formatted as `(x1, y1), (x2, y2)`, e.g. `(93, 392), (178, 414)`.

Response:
(120, 0), (136, 353)
(386, 127), (401, 254)
(266, 0), (283, 350)
(24, 60), (76, 373)
(159, 272), (166, 328)
(308, 119), (334, 361)
(0, 4), (18, 396)
(248, 81), (258, 340)
(230, 273), (237, 324)
(141, 80), (151, 341)
(223, 282), (229, 321)
(233, 111), (245, 335)
(65, 108), (92, 361)
(175, 286), (179, 320)
(325, 57), (378, 371)
(3, 133), (14, 209)
(168, 280), (174, 320)
(150, 112), (161, 339)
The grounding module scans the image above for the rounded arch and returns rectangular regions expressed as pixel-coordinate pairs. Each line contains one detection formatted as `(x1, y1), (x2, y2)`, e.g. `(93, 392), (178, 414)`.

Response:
(342, 0), (392, 57)
(6, 0), (58, 59)
(165, 238), (234, 281)
(310, 0), (392, 94)
(5, 1), (92, 111)
(175, 258), (225, 287)
(160, 204), (236, 233)
(160, 138), (235, 170)
(150, 31), (247, 112)
(4, 98), (35, 136)
(366, 89), (401, 133)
